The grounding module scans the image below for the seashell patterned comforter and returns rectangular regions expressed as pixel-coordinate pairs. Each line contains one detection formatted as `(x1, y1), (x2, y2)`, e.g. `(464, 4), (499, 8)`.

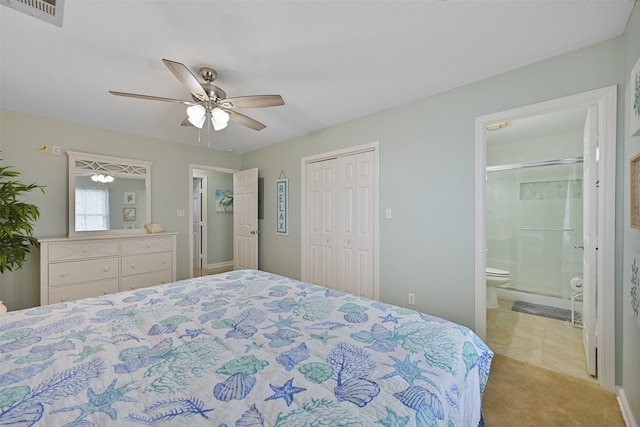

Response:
(0, 269), (493, 426)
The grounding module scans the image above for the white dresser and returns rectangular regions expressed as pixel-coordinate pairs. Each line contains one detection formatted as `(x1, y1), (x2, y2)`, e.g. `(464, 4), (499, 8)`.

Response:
(40, 233), (177, 305)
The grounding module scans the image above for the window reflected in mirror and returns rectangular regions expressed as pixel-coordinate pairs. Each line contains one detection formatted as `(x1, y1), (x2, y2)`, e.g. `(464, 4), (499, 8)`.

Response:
(68, 151), (152, 236)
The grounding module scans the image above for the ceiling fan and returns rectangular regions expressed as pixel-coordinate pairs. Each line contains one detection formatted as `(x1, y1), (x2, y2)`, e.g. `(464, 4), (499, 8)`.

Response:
(109, 59), (284, 131)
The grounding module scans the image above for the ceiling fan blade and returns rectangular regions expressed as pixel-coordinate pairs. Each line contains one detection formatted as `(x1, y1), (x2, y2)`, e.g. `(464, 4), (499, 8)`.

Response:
(221, 95), (284, 109)
(162, 58), (209, 101)
(109, 91), (195, 106)
(226, 109), (266, 131)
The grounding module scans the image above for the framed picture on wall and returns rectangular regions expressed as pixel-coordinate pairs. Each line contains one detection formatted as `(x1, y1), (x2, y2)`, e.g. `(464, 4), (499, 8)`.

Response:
(631, 55), (640, 136)
(632, 153), (640, 229)
(215, 189), (233, 212)
(124, 191), (136, 204)
(123, 207), (136, 222)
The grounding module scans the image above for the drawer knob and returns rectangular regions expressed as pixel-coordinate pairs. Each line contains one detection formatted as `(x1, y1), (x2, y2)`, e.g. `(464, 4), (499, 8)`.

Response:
(103, 290), (109, 294)
(61, 296), (67, 301)
(130, 286), (135, 290)
(161, 259), (167, 264)
(82, 248), (89, 253)
(103, 267), (110, 272)
(146, 244), (151, 248)
(60, 272), (68, 277)
(130, 264), (137, 269)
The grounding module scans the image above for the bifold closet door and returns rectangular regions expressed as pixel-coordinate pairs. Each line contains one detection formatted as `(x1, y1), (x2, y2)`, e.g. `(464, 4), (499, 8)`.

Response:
(305, 151), (375, 298)
(336, 151), (375, 298)
(306, 158), (338, 287)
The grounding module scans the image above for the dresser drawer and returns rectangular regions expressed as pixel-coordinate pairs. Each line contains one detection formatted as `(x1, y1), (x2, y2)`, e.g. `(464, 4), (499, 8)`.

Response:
(49, 257), (119, 287)
(48, 240), (119, 261)
(48, 279), (119, 304)
(121, 252), (171, 276)
(120, 236), (173, 255)
(120, 269), (173, 292)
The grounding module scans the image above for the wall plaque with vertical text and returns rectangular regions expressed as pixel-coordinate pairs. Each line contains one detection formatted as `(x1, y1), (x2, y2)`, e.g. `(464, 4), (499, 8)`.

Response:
(276, 178), (288, 235)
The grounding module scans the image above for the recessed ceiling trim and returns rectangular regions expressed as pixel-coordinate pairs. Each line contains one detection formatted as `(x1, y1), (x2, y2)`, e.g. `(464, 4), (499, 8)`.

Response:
(1, 0), (64, 27)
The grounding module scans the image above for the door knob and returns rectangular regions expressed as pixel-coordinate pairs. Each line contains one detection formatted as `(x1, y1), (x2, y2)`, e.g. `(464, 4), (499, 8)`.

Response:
(574, 243), (584, 249)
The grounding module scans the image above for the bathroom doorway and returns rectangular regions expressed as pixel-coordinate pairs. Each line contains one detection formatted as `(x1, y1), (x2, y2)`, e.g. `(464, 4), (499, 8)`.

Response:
(474, 86), (617, 392)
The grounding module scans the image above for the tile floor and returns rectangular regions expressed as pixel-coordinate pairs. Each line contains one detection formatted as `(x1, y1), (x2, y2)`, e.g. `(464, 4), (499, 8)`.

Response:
(486, 299), (596, 383)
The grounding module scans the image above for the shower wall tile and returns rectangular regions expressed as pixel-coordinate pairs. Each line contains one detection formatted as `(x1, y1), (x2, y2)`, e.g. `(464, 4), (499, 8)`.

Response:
(520, 179), (582, 200)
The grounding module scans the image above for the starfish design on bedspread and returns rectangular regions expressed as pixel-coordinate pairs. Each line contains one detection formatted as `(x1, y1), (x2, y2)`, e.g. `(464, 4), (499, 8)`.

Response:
(379, 314), (400, 324)
(70, 345), (106, 363)
(179, 328), (207, 339)
(310, 331), (337, 345)
(63, 307), (89, 317)
(379, 355), (436, 387)
(234, 301), (253, 309)
(264, 378), (306, 406)
(50, 379), (137, 424)
(264, 315), (300, 331)
(245, 342), (264, 353)
(64, 326), (99, 342)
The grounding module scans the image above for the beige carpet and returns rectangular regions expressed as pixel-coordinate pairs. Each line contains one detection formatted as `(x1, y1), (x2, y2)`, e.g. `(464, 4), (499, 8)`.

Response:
(482, 354), (625, 426)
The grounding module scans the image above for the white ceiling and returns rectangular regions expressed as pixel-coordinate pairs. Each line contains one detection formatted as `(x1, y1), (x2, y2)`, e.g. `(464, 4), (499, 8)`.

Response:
(0, 1), (634, 154)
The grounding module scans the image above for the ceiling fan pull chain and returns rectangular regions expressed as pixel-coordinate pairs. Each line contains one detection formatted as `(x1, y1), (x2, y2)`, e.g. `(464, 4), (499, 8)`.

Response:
(207, 116), (212, 149)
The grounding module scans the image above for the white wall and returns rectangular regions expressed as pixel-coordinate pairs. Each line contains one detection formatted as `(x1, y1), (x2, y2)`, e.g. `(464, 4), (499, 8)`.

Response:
(0, 111), (241, 310)
(621, 3), (640, 424)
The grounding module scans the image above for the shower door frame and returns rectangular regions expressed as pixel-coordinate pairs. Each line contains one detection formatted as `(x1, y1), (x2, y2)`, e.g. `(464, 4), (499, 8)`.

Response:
(486, 157), (585, 297)
(474, 85), (617, 393)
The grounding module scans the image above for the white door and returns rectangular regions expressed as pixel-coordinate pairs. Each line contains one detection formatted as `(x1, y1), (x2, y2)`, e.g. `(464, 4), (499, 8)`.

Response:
(233, 168), (259, 270)
(307, 158), (339, 287)
(337, 152), (375, 298)
(582, 105), (598, 377)
(193, 178), (203, 271)
(304, 150), (376, 299)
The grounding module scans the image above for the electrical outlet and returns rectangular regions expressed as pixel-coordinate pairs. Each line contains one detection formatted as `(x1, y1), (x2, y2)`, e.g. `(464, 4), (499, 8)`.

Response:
(52, 145), (61, 155)
(408, 293), (415, 305)
(39, 144), (50, 154)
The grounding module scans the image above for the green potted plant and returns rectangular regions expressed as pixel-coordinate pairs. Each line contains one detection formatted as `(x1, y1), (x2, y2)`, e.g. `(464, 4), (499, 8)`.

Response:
(0, 162), (44, 313)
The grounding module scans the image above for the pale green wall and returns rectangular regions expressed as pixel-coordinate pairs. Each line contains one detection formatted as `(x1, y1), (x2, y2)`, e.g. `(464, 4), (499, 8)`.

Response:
(0, 110), (241, 310)
(243, 37), (625, 332)
(0, 14), (637, 420)
(622, 3), (640, 422)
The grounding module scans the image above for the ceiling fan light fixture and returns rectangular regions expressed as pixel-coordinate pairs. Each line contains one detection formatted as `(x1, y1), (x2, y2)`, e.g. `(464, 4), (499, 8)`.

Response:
(211, 107), (230, 130)
(91, 174), (114, 183)
(187, 104), (206, 128)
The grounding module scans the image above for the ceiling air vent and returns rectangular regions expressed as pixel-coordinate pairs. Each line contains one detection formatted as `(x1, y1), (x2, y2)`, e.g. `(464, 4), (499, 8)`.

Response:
(1, 0), (64, 27)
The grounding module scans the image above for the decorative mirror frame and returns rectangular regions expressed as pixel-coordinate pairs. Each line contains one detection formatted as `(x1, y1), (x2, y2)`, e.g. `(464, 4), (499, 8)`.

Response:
(68, 151), (152, 237)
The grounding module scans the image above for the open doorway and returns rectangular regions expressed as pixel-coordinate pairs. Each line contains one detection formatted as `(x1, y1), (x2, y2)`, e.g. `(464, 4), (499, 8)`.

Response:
(474, 86), (617, 393)
(189, 164), (237, 278)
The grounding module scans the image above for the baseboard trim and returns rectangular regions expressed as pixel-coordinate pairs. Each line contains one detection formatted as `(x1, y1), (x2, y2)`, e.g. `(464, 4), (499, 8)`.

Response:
(206, 261), (233, 270)
(618, 386), (637, 427)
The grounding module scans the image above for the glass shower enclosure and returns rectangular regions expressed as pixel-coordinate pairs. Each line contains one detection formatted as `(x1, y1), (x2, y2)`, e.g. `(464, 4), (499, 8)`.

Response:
(486, 158), (584, 299)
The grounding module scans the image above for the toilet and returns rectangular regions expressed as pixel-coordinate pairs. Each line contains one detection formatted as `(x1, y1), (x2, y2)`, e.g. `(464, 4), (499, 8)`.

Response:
(486, 267), (511, 309)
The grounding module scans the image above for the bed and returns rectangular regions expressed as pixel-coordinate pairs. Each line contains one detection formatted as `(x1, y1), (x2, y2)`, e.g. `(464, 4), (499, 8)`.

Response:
(0, 269), (493, 426)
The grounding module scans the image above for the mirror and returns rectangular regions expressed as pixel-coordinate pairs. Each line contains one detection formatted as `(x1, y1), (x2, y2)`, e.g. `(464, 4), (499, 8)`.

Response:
(68, 151), (152, 236)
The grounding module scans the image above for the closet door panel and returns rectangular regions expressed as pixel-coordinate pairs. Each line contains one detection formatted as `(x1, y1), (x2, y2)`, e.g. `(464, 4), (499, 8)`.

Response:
(306, 162), (323, 285)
